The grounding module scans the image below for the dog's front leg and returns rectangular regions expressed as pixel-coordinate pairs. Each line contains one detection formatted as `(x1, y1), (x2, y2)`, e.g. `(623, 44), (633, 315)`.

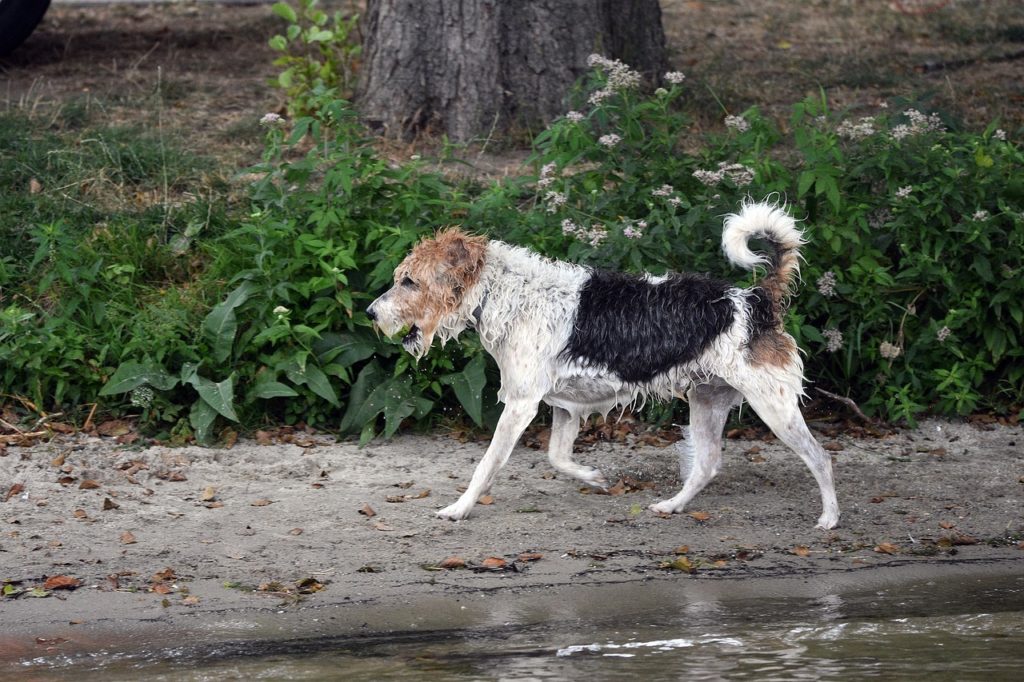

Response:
(437, 398), (539, 521)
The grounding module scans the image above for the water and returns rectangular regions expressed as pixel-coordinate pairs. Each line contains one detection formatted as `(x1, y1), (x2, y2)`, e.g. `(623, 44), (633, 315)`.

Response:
(11, 571), (1024, 681)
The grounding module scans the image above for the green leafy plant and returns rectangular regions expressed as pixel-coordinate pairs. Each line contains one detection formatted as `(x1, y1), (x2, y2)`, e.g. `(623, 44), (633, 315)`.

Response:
(269, 0), (362, 116)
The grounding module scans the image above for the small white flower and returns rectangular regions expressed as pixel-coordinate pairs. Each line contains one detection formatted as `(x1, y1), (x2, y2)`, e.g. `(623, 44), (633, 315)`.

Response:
(587, 224), (608, 247)
(664, 71), (686, 85)
(652, 184), (675, 197)
(879, 341), (903, 360)
(130, 386), (155, 409)
(667, 196), (682, 207)
(260, 112), (285, 127)
(273, 305), (290, 316)
(724, 115), (750, 133)
(837, 117), (876, 141)
(936, 326), (951, 343)
(598, 133), (622, 149)
(816, 271), (837, 298)
(993, 128), (1006, 141)
(544, 191), (567, 213)
(972, 209), (990, 221)
(565, 110), (585, 123)
(588, 88), (613, 106)
(623, 219), (646, 240)
(895, 186), (913, 199)
(823, 328), (843, 353)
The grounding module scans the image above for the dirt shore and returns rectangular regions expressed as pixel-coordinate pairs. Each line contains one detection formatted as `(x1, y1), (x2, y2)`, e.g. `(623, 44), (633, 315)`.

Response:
(2, 417), (1022, 663)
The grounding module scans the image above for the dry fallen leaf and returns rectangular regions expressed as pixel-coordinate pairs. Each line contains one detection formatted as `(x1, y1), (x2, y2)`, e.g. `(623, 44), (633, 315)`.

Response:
(201, 486), (217, 502)
(44, 575), (82, 591)
(181, 595), (200, 606)
(96, 420), (132, 437)
(102, 498), (120, 511)
(50, 452), (66, 467)
(373, 521), (394, 531)
(79, 480), (100, 490)
(72, 509), (88, 519)
(517, 552), (543, 562)
(359, 504), (376, 517)
(939, 521), (955, 529)
(481, 556), (507, 569)
(250, 498), (272, 507)
(674, 545), (690, 555)
(120, 531), (137, 545)
(874, 542), (900, 555)
(792, 545), (811, 557)
(661, 556), (696, 573)
(439, 556), (466, 569)
(687, 511), (711, 522)
(289, 528), (304, 536)
(478, 495), (495, 505)
(255, 430), (274, 445)
(151, 583), (173, 595)
(823, 441), (844, 452)
(5, 483), (24, 502)
(29, 178), (42, 194)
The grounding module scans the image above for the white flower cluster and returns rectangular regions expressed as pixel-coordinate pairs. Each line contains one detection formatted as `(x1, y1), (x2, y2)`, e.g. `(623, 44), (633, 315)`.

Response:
(599, 133), (622, 149)
(693, 162), (755, 187)
(868, 208), (892, 230)
(544, 191), (568, 213)
(565, 110), (585, 123)
(724, 115), (750, 133)
(837, 116), (876, 141)
(651, 184), (675, 197)
(993, 129), (1007, 141)
(823, 328), (843, 353)
(130, 385), (155, 409)
(562, 219), (608, 247)
(537, 162), (558, 189)
(890, 108), (944, 141)
(936, 326), (951, 343)
(586, 54), (643, 91)
(664, 71), (686, 85)
(623, 220), (647, 240)
(816, 271), (837, 298)
(972, 209), (990, 221)
(260, 112), (285, 127)
(894, 185), (913, 199)
(879, 341), (903, 360)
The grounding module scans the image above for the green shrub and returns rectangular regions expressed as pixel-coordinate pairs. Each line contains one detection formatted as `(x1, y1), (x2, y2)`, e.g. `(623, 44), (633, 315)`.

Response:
(6, 53), (1021, 440)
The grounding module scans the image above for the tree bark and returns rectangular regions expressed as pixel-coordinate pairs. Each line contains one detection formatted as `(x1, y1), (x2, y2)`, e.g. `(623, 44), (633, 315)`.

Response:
(357, 0), (667, 142)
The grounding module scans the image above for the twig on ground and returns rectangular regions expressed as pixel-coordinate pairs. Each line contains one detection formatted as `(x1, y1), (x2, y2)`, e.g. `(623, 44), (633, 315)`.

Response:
(814, 387), (873, 424)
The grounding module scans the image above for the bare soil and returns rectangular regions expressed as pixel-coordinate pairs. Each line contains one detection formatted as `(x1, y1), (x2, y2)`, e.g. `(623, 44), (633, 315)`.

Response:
(1, 419), (1022, 651)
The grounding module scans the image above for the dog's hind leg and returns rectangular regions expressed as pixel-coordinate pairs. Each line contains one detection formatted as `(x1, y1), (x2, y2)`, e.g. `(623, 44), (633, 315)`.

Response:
(437, 398), (539, 521)
(728, 369), (840, 530)
(546, 406), (607, 488)
(649, 382), (739, 516)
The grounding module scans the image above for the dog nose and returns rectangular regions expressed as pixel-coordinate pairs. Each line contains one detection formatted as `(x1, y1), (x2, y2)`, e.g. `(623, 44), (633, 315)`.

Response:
(366, 305), (377, 321)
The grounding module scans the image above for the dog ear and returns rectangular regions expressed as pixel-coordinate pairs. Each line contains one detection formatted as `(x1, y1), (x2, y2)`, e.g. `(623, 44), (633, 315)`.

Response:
(439, 230), (487, 278)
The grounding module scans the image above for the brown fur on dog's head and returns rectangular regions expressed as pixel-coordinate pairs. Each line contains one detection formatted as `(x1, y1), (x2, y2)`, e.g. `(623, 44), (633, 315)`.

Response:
(370, 228), (488, 357)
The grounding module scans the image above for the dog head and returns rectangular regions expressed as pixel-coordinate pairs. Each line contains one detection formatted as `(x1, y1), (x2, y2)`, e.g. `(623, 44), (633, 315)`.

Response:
(367, 229), (487, 358)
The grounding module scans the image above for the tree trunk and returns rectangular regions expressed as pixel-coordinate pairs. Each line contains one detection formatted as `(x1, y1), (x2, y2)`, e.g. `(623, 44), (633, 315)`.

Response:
(357, 0), (667, 142)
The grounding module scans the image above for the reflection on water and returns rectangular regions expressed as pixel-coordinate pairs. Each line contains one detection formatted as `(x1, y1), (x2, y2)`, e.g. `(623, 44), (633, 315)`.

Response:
(12, 572), (1024, 681)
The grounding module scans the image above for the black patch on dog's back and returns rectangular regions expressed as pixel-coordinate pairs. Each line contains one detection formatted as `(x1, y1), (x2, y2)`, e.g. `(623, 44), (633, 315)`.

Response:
(561, 270), (736, 383)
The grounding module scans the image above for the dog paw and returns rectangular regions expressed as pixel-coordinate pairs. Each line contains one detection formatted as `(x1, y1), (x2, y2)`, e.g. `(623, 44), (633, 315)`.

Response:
(648, 500), (680, 515)
(815, 513), (840, 530)
(436, 504), (472, 521)
(580, 467), (608, 489)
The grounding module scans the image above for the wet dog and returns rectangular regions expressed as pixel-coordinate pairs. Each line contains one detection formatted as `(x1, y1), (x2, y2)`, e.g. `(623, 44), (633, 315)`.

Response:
(367, 202), (840, 529)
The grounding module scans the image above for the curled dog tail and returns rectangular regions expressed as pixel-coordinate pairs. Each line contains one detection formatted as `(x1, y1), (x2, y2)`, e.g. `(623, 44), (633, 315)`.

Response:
(722, 200), (805, 318)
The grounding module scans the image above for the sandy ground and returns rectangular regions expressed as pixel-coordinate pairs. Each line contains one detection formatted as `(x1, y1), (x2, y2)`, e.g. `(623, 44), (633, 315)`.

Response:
(2, 417), (1022, 662)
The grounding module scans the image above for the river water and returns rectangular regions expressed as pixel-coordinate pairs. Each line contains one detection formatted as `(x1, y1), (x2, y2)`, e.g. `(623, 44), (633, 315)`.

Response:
(12, 569), (1024, 680)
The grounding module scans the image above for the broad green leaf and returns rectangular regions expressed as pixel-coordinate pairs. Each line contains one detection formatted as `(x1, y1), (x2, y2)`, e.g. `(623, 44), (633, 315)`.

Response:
(439, 353), (487, 426)
(251, 374), (299, 400)
(301, 364), (339, 406)
(193, 374), (239, 422)
(190, 398), (219, 444)
(202, 282), (257, 363)
(99, 362), (178, 395)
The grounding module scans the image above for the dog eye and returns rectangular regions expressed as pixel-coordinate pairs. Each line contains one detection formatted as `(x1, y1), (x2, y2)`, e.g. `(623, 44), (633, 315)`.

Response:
(401, 276), (417, 288)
